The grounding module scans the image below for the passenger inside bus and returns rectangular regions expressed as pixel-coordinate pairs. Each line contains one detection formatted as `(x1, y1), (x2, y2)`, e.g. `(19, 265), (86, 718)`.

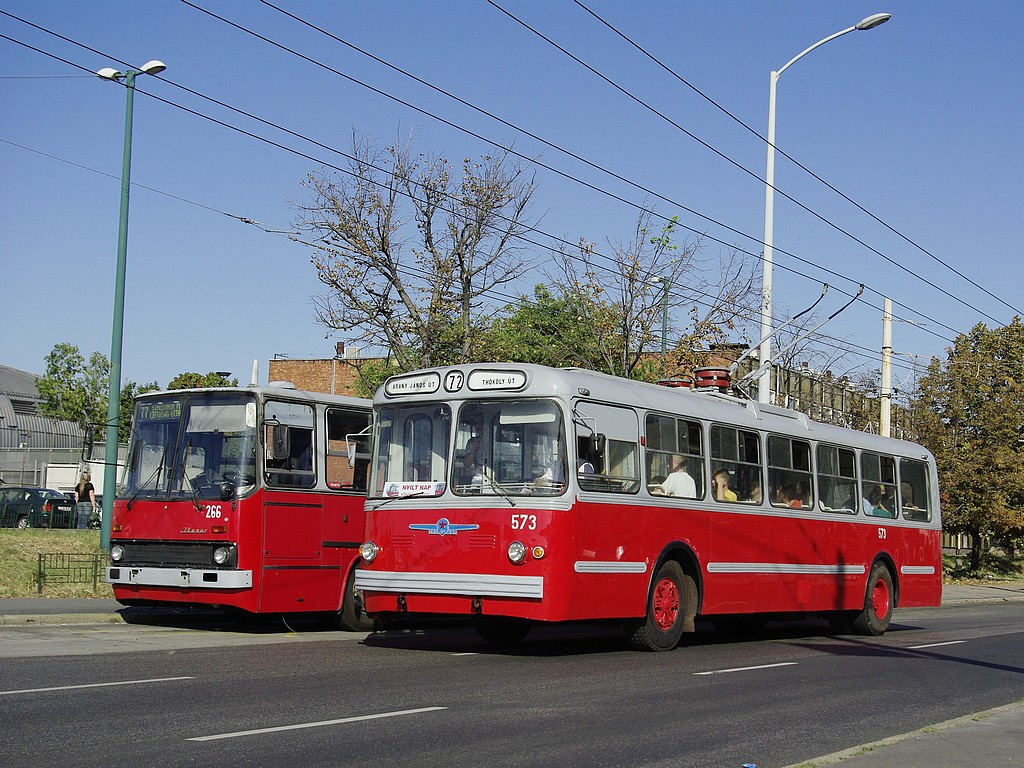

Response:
(776, 482), (802, 509)
(712, 469), (737, 502)
(657, 455), (697, 498)
(869, 485), (896, 517)
(458, 408), (487, 488)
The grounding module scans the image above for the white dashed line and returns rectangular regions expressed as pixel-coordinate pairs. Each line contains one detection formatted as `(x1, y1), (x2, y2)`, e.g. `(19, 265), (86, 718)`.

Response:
(187, 706), (449, 742)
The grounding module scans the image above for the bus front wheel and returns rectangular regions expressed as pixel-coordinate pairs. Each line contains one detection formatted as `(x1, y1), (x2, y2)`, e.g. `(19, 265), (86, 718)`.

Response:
(852, 563), (894, 636)
(627, 560), (695, 652)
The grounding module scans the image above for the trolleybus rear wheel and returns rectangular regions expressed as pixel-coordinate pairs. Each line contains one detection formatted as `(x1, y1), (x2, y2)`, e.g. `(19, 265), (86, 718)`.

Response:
(474, 616), (531, 647)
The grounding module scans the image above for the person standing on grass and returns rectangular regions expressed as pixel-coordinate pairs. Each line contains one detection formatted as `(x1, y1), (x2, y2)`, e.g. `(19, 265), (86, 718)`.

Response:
(73, 470), (96, 530)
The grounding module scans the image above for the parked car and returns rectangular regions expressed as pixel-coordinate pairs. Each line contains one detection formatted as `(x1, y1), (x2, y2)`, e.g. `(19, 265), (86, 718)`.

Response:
(0, 487), (77, 529)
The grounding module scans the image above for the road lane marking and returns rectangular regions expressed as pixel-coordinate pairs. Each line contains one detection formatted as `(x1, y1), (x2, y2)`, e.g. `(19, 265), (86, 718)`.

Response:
(187, 706), (448, 742)
(0, 676), (194, 696)
(909, 640), (967, 649)
(694, 662), (798, 676)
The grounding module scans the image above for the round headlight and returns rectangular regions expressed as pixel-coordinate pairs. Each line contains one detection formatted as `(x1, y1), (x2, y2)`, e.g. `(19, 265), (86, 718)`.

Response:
(360, 541), (379, 563)
(110, 544), (124, 562)
(507, 540), (527, 564)
(212, 546), (231, 565)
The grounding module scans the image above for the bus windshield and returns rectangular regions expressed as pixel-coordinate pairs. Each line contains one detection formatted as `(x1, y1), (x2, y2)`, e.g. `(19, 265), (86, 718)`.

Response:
(123, 392), (259, 501)
(369, 399), (567, 498)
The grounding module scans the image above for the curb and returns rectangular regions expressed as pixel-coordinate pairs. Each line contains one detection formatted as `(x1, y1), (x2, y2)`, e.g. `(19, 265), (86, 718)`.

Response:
(0, 612), (126, 626)
(782, 699), (1024, 767)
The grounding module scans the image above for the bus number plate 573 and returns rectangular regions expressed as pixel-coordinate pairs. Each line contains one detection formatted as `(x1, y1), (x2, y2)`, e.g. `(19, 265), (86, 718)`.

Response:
(511, 514), (537, 530)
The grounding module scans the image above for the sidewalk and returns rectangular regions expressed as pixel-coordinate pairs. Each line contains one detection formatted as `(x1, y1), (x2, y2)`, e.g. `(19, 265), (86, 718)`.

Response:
(2, 582), (1023, 768)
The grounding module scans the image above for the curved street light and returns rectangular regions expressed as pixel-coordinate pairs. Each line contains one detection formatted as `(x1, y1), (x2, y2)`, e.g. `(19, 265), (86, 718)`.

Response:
(96, 59), (165, 549)
(757, 14), (891, 404)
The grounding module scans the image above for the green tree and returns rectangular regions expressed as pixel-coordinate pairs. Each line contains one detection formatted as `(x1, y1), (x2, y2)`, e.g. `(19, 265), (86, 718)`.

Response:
(37, 343), (111, 444)
(167, 372), (238, 389)
(912, 318), (1024, 572)
(37, 343), (158, 444)
(547, 212), (757, 380)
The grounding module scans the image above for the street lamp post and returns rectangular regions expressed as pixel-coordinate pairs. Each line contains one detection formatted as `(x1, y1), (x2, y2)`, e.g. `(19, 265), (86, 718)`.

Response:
(757, 13), (890, 404)
(96, 59), (165, 550)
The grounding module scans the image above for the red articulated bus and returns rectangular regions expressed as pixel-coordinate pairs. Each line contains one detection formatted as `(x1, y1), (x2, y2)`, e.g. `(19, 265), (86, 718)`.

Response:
(105, 383), (374, 629)
(356, 363), (942, 650)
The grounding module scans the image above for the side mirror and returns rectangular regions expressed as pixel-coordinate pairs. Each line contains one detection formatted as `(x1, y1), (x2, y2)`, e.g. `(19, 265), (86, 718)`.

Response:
(590, 433), (606, 456)
(347, 441), (357, 469)
(268, 424), (290, 460)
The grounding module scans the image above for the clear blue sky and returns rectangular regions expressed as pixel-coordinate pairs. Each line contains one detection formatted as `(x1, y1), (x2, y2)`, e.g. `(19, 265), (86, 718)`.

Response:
(2, 1), (1022, 391)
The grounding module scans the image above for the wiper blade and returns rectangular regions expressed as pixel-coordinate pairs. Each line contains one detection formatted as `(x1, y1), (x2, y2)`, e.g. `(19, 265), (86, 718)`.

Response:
(126, 451), (165, 510)
(371, 490), (425, 510)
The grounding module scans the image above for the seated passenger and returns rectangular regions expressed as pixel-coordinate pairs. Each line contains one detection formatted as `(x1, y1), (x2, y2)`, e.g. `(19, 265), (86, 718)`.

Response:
(776, 482), (802, 509)
(712, 469), (737, 502)
(660, 455), (696, 498)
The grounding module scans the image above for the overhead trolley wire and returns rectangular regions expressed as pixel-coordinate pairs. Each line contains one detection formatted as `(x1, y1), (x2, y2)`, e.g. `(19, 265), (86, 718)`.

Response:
(484, 0), (1006, 327)
(172, 3), (973, 346)
(0, 13), (961, 363)
(570, 0), (1023, 319)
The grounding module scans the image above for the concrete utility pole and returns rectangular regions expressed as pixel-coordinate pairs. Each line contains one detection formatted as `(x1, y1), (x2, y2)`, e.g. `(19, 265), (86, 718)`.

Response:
(880, 298), (893, 437)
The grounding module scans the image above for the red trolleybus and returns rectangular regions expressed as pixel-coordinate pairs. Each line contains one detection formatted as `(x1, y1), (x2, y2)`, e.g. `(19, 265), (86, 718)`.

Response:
(105, 383), (374, 629)
(356, 363), (941, 650)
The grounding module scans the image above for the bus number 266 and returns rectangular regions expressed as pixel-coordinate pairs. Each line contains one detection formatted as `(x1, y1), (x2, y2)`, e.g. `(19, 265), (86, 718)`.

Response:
(511, 514), (537, 531)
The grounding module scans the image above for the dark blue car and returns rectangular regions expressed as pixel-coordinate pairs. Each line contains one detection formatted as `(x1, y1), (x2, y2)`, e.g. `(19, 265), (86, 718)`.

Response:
(0, 487), (76, 529)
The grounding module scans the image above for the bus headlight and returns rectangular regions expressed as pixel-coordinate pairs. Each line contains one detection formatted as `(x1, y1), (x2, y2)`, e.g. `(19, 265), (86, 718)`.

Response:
(110, 544), (124, 562)
(507, 540), (527, 564)
(360, 542), (379, 563)
(212, 546), (234, 566)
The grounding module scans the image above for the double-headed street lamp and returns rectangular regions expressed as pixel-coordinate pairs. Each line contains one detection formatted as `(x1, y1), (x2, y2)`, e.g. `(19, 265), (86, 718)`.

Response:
(757, 13), (890, 404)
(96, 59), (165, 549)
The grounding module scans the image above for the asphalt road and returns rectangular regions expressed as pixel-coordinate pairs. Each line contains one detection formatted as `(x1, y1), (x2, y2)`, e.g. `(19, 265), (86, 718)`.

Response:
(2, 602), (1023, 768)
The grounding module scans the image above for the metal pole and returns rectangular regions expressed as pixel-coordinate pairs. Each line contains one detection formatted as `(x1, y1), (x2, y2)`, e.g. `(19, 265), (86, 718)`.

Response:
(100, 70), (137, 551)
(661, 278), (670, 375)
(758, 69), (778, 405)
(756, 13), (891, 405)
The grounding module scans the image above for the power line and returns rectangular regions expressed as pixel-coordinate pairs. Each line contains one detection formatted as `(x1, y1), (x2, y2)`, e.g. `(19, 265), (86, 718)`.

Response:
(169, 3), (971, 343)
(0, 18), (958, 366)
(570, 0), (1023, 318)
(484, 0), (1006, 327)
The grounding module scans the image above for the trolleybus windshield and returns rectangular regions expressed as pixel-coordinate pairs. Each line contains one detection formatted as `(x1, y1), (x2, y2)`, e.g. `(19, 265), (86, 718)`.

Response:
(124, 392), (258, 501)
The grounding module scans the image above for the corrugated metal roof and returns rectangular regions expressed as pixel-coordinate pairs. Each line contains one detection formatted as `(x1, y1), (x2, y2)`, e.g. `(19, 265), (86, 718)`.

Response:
(0, 365), (84, 450)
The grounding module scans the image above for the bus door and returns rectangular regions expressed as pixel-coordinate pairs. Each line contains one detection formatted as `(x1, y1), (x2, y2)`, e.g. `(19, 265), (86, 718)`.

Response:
(573, 402), (645, 619)
(260, 400), (325, 611)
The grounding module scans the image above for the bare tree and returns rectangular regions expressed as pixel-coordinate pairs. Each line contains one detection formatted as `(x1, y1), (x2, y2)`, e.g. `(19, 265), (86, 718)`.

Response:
(551, 211), (758, 379)
(294, 134), (536, 372)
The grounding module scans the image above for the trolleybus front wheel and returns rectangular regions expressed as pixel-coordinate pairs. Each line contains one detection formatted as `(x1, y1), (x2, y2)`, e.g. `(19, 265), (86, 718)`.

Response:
(627, 560), (695, 652)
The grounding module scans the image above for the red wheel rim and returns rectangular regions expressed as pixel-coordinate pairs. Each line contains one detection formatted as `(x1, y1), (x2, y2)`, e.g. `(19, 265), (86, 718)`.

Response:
(870, 577), (890, 618)
(652, 577), (680, 630)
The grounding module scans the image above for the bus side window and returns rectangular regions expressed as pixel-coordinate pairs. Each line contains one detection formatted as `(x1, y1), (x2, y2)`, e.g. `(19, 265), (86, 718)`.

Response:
(861, 452), (897, 518)
(899, 459), (932, 522)
(326, 407), (371, 491)
(710, 425), (761, 503)
(817, 444), (858, 513)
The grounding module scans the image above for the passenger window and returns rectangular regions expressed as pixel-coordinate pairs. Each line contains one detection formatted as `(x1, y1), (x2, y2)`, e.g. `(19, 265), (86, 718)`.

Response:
(817, 444), (858, 513)
(645, 414), (704, 499)
(326, 407), (371, 492)
(264, 400), (315, 489)
(899, 459), (932, 521)
(710, 425), (761, 503)
(575, 402), (640, 494)
(768, 436), (813, 510)
(861, 452), (897, 518)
